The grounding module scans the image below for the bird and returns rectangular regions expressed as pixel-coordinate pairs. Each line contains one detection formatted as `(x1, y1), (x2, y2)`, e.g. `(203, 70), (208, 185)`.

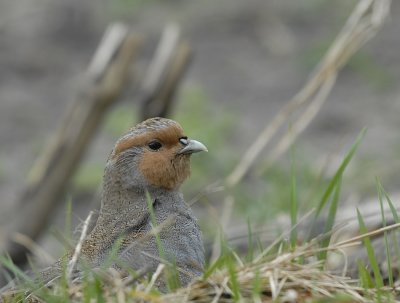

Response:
(12, 117), (208, 289)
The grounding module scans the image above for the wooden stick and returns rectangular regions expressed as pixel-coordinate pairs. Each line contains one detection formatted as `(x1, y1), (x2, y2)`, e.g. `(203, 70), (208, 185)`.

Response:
(139, 23), (192, 119)
(226, 0), (391, 187)
(2, 24), (141, 265)
(211, 0), (391, 261)
(66, 211), (93, 282)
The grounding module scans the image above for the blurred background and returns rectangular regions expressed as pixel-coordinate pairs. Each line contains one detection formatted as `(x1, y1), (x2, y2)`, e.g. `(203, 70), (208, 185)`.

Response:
(0, 0), (399, 269)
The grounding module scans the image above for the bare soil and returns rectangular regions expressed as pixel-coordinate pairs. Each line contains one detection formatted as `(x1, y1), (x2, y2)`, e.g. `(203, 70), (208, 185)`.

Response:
(1, 0), (400, 262)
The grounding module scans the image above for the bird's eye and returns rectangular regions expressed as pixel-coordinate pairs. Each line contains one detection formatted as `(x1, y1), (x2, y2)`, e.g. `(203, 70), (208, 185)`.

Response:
(179, 137), (188, 145)
(148, 140), (162, 151)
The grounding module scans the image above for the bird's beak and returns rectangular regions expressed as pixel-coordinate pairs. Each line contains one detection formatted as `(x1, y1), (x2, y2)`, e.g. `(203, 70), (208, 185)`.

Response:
(178, 139), (208, 155)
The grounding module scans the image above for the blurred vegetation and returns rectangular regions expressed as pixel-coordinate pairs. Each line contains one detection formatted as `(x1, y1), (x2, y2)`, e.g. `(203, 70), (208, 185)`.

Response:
(303, 42), (393, 91)
(234, 153), (327, 222)
(108, 0), (150, 15)
(0, 160), (5, 182)
(5, 128), (397, 302)
(72, 105), (136, 192)
(72, 86), (237, 195)
(174, 86), (238, 193)
(72, 162), (103, 192)
(71, 84), (383, 225)
(104, 103), (136, 136)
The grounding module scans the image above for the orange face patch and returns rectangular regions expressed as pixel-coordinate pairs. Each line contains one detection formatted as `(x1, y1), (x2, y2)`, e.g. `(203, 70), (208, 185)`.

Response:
(139, 145), (191, 190)
(112, 122), (191, 189)
(112, 124), (184, 159)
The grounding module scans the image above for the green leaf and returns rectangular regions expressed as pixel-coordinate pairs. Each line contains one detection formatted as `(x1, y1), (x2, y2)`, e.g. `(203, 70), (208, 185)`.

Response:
(290, 143), (298, 248)
(227, 255), (241, 301)
(203, 255), (227, 280)
(315, 128), (366, 217)
(356, 208), (384, 288)
(252, 269), (262, 301)
(376, 178), (393, 287)
(357, 259), (374, 288)
(246, 218), (254, 262)
(318, 176), (342, 261)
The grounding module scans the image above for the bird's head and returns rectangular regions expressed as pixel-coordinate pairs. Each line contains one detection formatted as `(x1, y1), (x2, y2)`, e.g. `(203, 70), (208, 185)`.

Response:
(107, 117), (207, 191)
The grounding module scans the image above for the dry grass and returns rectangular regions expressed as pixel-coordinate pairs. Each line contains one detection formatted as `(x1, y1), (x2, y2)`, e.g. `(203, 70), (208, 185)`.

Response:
(8, 226), (400, 303)
(212, 0), (392, 262)
(0, 0), (395, 302)
(167, 226), (400, 303)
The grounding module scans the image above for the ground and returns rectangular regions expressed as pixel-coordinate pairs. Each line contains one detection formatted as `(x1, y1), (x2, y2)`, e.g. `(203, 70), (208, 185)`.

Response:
(0, 0), (400, 263)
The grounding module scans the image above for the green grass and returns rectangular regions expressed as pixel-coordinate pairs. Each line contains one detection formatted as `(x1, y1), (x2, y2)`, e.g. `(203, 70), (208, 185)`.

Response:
(356, 208), (384, 288)
(315, 128), (366, 217)
(174, 86), (238, 193)
(99, 86), (238, 197)
(72, 162), (104, 192)
(146, 191), (181, 291)
(235, 150), (329, 223)
(377, 178), (393, 287)
(104, 103), (137, 137)
(6, 91), (397, 301)
(2, 128), (400, 302)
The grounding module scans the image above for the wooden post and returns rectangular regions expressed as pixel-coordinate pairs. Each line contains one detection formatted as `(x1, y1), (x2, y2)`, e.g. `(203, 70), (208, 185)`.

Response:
(139, 24), (192, 120)
(1, 23), (141, 265)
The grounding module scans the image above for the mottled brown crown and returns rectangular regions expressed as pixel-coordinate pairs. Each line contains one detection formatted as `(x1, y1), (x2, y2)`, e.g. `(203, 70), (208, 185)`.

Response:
(112, 118), (184, 158)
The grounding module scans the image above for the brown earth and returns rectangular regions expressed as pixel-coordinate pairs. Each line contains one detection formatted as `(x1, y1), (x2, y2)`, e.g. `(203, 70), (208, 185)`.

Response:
(0, 0), (400, 264)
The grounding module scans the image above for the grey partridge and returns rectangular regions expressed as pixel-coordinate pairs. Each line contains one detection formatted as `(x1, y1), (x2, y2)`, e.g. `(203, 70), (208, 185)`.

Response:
(28, 117), (207, 288)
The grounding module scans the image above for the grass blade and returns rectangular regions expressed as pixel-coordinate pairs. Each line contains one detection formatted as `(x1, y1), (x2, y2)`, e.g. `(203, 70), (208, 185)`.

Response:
(227, 255), (241, 301)
(64, 196), (73, 242)
(252, 269), (262, 303)
(318, 176), (342, 261)
(0, 254), (33, 285)
(376, 178), (393, 287)
(146, 191), (180, 291)
(315, 128), (366, 217)
(246, 218), (254, 262)
(356, 208), (384, 288)
(290, 143), (298, 248)
(381, 186), (400, 223)
(357, 259), (374, 289)
(203, 255), (227, 280)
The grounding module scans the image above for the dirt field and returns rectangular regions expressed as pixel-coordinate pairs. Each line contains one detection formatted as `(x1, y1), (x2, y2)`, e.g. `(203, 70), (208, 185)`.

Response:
(1, 0), (399, 262)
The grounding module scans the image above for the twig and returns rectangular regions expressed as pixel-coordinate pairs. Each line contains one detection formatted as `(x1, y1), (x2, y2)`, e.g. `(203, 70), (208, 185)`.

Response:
(11, 233), (55, 265)
(66, 211), (93, 282)
(263, 73), (337, 170)
(213, 0), (391, 260)
(226, 0), (391, 187)
(139, 23), (192, 119)
(210, 195), (234, 261)
(334, 221), (400, 248)
(2, 24), (141, 266)
(254, 208), (316, 262)
(141, 23), (180, 95)
(188, 182), (224, 206)
(145, 264), (165, 293)
(87, 23), (129, 82)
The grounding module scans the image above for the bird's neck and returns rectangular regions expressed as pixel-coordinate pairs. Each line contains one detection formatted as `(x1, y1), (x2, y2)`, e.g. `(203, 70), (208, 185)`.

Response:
(82, 171), (186, 261)
(97, 172), (182, 227)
